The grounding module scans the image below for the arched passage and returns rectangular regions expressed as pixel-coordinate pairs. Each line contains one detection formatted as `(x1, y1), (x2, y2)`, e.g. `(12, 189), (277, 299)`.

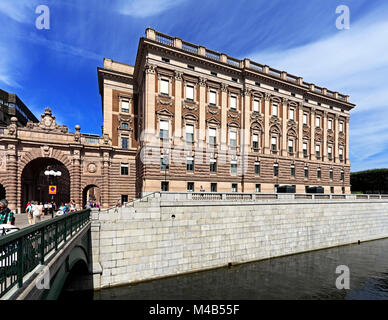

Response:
(21, 158), (71, 211)
(0, 184), (5, 200)
(82, 184), (100, 208)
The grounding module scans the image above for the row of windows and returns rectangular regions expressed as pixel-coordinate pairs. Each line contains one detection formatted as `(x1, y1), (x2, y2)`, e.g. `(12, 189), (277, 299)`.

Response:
(160, 182), (346, 194)
(158, 158), (345, 181)
(158, 80), (345, 131)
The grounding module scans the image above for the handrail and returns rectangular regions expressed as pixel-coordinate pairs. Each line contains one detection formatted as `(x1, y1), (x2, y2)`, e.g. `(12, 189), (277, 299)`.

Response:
(0, 209), (91, 298)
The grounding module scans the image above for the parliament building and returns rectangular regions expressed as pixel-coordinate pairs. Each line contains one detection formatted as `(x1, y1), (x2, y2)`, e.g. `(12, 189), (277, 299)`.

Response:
(0, 28), (354, 212)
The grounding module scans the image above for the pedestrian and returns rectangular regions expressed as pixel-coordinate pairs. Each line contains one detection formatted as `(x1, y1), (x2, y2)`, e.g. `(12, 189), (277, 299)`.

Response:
(43, 202), (48, 216)
(26, 201), (34, 225)
(32, 201), (42, 224)
(114, 199), (121, 213)
(48, 202), (53, 218)
(0, 199), (15, 225)
(200, 185), (205, 192)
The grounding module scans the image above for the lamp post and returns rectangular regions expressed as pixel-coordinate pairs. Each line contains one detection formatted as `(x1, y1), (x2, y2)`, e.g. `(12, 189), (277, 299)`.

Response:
(44, 167), (62, 207)
(162, 154), (169, 191)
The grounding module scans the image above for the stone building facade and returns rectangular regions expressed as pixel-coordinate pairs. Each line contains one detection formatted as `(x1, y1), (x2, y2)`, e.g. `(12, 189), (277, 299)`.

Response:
(99, 28), (354, 196)
(1, 28), (354, 212)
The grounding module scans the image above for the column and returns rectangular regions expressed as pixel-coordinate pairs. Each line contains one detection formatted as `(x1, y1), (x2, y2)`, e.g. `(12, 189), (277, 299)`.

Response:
(145, 63), (156, 143)
(220, 83), (228, 151)
(198, 77), (207, 148)
(71, 149), (82, 207)
(310, 108), (315, 160)
(173, 71), (183, 145)
(101, 150), (110, 208)
(281, 98), (288, 156)
(242, 88), (251, 191)
(297, 103), (304, 158)
(263, 93), (271, 155)
(334, 115), (339, 164)
(7, 150), (18, 212)
(345, 117), (350, 164)
(322, 111), (328, 161)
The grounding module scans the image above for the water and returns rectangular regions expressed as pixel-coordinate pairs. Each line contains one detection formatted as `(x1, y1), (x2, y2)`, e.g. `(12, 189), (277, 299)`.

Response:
(91, 238), (388, 299)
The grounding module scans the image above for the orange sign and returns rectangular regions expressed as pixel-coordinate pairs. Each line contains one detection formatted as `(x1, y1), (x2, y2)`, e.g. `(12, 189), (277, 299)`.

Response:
(49, 186), (57, 195)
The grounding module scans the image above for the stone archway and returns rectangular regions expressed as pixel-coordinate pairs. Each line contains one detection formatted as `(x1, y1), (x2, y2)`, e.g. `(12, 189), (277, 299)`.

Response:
(21, 158), (71, 211)
(82, 184), (101, 209)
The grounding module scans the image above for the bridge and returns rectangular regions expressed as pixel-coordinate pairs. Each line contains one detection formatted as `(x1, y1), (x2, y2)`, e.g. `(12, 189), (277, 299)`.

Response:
(0, 209), (91, 300)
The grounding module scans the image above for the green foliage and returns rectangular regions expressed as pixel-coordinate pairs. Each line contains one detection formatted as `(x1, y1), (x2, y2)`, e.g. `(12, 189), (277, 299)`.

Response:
(350, 168), (388, 193)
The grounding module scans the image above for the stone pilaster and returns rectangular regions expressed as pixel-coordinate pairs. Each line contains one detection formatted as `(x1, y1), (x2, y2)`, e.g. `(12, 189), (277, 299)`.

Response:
(220, 83), (228, 151)
(345, 117), (350, 164)
(101, 150), (111, 208)
(173, 71), (182, 145)
(263, 93), (271, 155)
(242, 88), (251, 191)
(334, 114), (339, 164)
(310, 108), (315, 161)
(281, 98), (288, 157)
(297, 103), (304, 158)
(198, 77), (207, 149)
(6, 148), (17, 212)
(145, 63), (156, 143)
(322, 111), (328, 161)
(71, 147), (82, 206)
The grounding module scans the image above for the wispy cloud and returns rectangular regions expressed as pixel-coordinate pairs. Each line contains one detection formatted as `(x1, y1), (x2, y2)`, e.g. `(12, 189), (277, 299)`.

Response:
(117, 0), (187, 18)
(0, 0), (36, 23)
(246, 5), (388, 171)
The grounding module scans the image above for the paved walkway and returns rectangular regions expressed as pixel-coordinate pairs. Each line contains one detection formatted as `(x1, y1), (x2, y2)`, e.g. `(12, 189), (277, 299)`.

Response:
(13, 213), (53, 229)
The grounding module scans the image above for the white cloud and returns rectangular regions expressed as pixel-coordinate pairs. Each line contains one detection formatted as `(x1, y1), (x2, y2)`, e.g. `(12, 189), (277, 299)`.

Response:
(117, 0), (187, 18)
(246, 6), (388, 171)
(0, 0), (36, 23)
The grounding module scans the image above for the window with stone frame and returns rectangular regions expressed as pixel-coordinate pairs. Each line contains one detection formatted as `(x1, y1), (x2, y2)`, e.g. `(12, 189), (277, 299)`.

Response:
(209, 90), (217, 106)
(271, 136), (277, 151)
(315, 144), (321, 158)
(315, 116), (321, 128)
(328, 119), (333, 130)
(186, 157), (194, 172)
(252, 133), (259, 150)
(329, 168), (333, 180)
(253, 99), (260, 112)
(160, 78), (169, 96)
(186, 84), (194, 101)
(317, 167), (321, 179)
(328, 146), (333, 160)
(273, 163), (279, 177)
(230, 95), (237, 110)
(121, 136), (129, 149)
(254, 161), (260, 175)
(304, 166), (309, 178)
(339, 147), (344, 161)
(303, 142), (308, 157)
(290, 164), (295, 177)
(210, 159), (217, 173)
(209, 127), (217, 146)
(303, 113), (308, 125)
(230, 161), (238, 175)
(186, 124), (194, 143)
(229, 130), (237, 148)
(121, 99), (130, 113)
(159, 120), (169, 140)
(289, 108), (295, 121)
(121, 163), (129, 175)
(288, 139), (294, 153)
(272, 103), (278, 117)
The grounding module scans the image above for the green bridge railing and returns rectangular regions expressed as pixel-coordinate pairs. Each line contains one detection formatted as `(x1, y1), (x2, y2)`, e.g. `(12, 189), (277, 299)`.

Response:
(0, 209), (91, 298)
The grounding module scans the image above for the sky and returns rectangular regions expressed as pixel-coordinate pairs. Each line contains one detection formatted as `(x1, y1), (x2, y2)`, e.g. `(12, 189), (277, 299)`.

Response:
(0, 0), (387, 172)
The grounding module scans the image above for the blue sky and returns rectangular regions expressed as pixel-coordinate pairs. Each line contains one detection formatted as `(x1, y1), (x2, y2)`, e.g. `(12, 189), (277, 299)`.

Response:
(0, 0), (387, 172)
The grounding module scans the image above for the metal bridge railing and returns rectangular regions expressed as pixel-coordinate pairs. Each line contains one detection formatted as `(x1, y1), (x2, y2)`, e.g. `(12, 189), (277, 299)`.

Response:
(0, 209), (91, 298)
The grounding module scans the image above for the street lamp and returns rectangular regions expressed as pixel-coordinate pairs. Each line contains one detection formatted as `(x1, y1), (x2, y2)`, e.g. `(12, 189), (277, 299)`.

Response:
(44, 167), (62, 206)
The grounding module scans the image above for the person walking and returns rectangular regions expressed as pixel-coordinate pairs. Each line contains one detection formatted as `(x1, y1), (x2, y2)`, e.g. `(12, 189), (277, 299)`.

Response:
(32, 202), (43, 224)
(43, 202), (48, 216)
(48, 202), (53, 218)
(26, 201), (34, 225)
(0, 199), (15, 225)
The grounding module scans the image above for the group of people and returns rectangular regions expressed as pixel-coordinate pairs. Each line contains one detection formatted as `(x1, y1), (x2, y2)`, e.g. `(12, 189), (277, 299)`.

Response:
(25, 199), (78, 224)
(84, 201), (100, 209)
(0, 199), (15, 225)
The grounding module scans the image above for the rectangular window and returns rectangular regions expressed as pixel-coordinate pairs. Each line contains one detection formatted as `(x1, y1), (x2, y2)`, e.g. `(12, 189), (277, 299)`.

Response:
(328, 119), (333, 130)
(274, 163), (279, 177)
(339, 121), (344, 132)
(187, 182), (194, 192)
(121, 137), (129, 149)
(315, 116), (320, 128)
(121, 195), (128, 204)
(253, 134), (259, 149)
(161, 181), (169, 191)
(339, 148), (344, 161)
(253, 100), (260, 112)
(328, 146), (333, 160)
(160, 156), (169, 170)
(232, 184), (238, 192)
(210, 159), (217, 173)
(288, 139), (294, 153)
(304, 166), (309, 178)
(121, 164), (129, 175)
(211, 183), (217, 192)
(186, 85), (194, 101)
(290, 164), (295, 177)
(271, 137), (277, 151)
(316, 145), (320, 158)
(160, 120), (169, 139)
(272, 103), (278, 116)
(186, 124), (194, 142)
(340, 170), (344, 181)
(209, 91), (217, 105)
(121, 100), (129, 113)
(255, 184), (261, 193)
(289, 108), (294, 120)
(230, 96), (237, 109)
(330, 186), (334, 194)
(303, 113), (308, 125)
(303, 142), (308, 157)
(330, 169), (333, 180)
(317, 168), (321, 179)
(231, 161), (237, 175)
(254, 161), (260, 175)
(209, 128), (217, 146)
(187, 158), (194, 172)
(160, 79), (169, 95)
(229, 131), (237, 148)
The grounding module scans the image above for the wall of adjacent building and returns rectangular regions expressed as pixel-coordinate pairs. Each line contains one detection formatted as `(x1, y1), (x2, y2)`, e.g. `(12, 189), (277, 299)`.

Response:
(90, 197), (388, 289)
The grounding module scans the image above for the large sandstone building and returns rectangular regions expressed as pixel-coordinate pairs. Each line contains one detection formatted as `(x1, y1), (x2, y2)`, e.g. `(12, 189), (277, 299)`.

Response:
(1, 29), (354, 212)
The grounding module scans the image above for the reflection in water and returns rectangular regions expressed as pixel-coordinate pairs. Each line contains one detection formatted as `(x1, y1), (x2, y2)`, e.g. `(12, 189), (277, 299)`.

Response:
(91, 238), (388, 300)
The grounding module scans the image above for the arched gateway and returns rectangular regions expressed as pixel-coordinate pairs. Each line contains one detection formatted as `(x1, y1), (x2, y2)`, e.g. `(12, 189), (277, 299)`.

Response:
(0, 108), (135, 213)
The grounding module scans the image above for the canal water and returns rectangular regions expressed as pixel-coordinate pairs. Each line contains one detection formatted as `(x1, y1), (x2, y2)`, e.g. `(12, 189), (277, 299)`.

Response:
(65, 238), (388, 300)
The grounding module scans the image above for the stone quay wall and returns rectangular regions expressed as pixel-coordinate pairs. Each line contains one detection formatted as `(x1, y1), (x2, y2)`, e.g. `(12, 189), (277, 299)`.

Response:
(90, 195), (388, 289)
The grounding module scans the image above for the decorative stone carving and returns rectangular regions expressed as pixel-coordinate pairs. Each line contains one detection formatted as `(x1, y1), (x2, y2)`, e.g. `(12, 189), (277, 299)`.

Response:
(145, 63), (156, 74)
(221, 83), (228, 92)
(243, 88), (251, 96)
(183, 104), (198, 111)
(270, 116), (281, 127)
(157, 96), (173, 106)
(250, 113), (263, 123)
(174, 71), (183, 81)
(0, 153), (5, 171)
(264, 93), (271, 101)
(287, 119), (296, 130)
(207, 106), (219, 115)
(103, 134), (110, 145)
(41, 145), (53, 158)
(199, 77), (207, 87)
(87, 162), (97, 174)
(228, 111), (239, 119)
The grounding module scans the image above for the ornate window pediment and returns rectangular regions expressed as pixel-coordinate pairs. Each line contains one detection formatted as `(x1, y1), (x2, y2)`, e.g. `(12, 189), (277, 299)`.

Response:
(182, 112), (198, 122)
(156, 108), (174, 118)
(227, 120), (240, 129)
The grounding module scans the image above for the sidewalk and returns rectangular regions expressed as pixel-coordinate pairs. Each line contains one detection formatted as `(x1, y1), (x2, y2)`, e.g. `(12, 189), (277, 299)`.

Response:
(14, 213), (53, 229)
